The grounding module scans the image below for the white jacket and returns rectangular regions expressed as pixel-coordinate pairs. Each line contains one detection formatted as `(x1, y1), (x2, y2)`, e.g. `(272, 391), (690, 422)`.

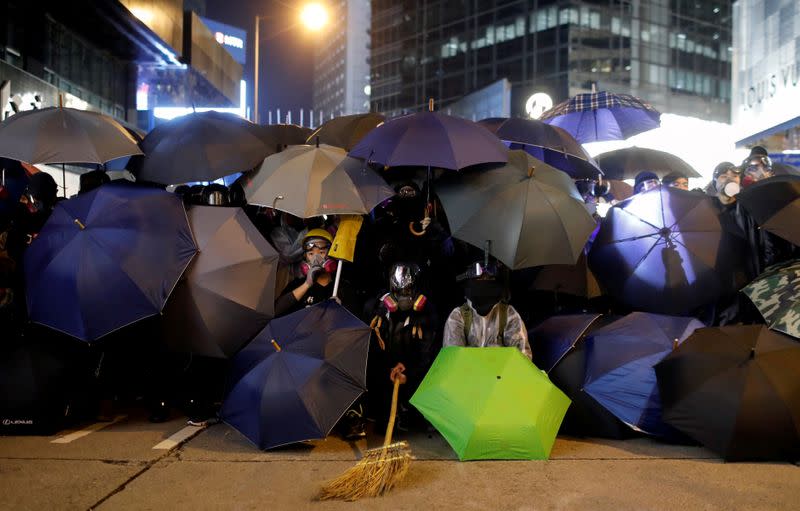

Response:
(443, 300), (532, 360)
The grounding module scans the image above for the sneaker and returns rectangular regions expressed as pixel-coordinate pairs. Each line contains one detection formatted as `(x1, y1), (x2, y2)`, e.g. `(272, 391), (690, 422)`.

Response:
(341, 406), (366, 440)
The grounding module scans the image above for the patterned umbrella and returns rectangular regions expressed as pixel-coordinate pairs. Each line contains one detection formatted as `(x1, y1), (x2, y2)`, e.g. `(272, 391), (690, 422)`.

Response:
(742, 259), (800, 339)
(539, 91), (661, 143)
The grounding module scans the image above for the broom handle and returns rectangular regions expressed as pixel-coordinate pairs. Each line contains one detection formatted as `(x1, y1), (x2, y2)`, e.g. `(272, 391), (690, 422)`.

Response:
(384, 377), (402, 447)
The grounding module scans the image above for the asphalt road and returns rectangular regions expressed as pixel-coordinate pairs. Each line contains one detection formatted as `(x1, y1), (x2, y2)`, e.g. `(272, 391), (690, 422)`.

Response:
(1, 408), (798, 510)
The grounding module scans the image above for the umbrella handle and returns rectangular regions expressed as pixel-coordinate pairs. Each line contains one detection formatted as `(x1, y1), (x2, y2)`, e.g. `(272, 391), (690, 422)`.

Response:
(384, 377), (402, 447)
(408, 221), (426, 236)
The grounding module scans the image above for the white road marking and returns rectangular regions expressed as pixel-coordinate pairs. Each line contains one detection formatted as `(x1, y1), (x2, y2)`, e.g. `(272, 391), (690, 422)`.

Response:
(152, 425), (205, 450)
(50, 415), (128, 444)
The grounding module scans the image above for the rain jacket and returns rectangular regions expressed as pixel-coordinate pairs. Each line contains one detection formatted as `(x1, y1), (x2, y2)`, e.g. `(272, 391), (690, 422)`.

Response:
(443, 300), (531, 359)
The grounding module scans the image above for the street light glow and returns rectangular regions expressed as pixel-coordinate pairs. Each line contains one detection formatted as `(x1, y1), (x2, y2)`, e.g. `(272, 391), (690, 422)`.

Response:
(300, 3), (328, 31)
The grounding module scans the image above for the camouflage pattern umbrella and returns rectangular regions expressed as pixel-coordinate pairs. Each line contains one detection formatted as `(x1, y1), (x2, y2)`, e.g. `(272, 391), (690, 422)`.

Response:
(742, 259), (800, 339)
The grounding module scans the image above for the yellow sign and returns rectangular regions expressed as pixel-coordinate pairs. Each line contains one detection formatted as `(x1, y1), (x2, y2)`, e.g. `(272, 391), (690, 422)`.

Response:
(329, 215), (363, 262)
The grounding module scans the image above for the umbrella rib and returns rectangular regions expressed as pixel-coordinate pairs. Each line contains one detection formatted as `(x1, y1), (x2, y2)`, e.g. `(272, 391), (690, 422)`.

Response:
(615, 202), (663, 231)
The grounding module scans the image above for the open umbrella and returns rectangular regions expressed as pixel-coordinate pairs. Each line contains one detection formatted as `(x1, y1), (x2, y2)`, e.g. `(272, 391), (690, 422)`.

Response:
(258, 123), (313, 149)
(306, 113), (385, 151)
(531, 252), (602, 299)
(349, 110), (508, 170)
(594, 147), (700, 181)
(24, 182), (197, 341)
(242, 143), (394, 218)
(583, 312), (704, 437)
(137, 111), (271, 185)
(741, 259), (800, 339)
(161, 206), (279, 359)
(531, 314), (631, 439)
(220, 300), (369, 450)
(736, 174), (800, 247)
(589, 185), (746, 314)
(410, 346), (570, 460)
(539, 91), (661, 143)
(656, 325), (800, 461)
(437, 150), (596, 269)
(477, 117), (602, 179)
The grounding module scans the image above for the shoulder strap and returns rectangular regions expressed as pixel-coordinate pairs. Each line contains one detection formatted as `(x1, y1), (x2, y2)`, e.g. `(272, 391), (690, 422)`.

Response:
(496, 303), (508, 342)
(460, 303), (472, 341)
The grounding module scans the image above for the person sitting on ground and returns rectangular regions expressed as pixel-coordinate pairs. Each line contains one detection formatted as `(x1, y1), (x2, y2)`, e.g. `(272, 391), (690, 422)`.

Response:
(662, 171), (689, 190)
(274, 228), (354, 317)
(443, 259), (531, 359)
(633, 171), (660, 194)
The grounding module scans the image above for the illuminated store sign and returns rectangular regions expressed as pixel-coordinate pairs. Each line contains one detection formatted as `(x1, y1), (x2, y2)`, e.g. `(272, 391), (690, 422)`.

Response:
(201, 17), (247, 65)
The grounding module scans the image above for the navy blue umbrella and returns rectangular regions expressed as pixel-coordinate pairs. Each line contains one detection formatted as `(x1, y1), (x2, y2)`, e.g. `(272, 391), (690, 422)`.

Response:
(25, 182), (197, 341)
(539, 91), (661, 143)
(349, 111), (508, 170)
(530, 313), (602, 373)
(583, 312), (704, 437)
(221, 300), (369, 450)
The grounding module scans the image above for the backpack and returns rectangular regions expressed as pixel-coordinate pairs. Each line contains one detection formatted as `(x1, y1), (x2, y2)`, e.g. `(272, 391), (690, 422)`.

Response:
(460, 302), (508, 344)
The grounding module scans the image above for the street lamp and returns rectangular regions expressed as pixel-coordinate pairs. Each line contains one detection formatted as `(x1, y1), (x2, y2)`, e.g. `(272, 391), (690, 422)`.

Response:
(254, 3), (329, 124)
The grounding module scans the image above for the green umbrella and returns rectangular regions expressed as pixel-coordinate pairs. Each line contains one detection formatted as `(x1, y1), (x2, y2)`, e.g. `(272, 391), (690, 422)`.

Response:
(742, 259), (800, 339)
(409, 346), (570, 460)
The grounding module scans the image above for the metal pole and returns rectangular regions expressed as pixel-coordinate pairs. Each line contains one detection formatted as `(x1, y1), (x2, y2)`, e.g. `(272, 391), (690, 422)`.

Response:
(277, 108), (281, 124)
(268, 110), (272, 125)
(300, 108), (304, 127)
(254, 16), (260, 124)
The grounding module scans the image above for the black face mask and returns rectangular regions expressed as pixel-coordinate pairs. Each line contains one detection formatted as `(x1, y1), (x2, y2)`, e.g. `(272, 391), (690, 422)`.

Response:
(464, 279), (504, 316)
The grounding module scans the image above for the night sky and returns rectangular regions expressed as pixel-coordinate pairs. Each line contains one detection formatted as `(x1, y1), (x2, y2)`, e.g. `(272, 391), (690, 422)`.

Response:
(205, 0), (316, 122)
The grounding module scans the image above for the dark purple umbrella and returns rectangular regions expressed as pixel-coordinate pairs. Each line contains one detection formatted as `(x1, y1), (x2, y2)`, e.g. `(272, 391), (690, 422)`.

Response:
(588, 185), (746, 314)
(539, 91), (661, 143)
(349, 111), (508, 170)
(477, 117), (602, 179)
(25, 182), (197, 342)
(530, 313), (602, 373)
(594, 147), (700, 180)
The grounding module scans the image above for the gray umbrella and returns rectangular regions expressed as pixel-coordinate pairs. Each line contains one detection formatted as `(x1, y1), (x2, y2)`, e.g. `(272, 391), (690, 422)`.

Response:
(595, 147), (700, 180)
(0, 107), (143, 165)
(161, 206), (279, 359)
(242, 143), (395, 218)
(437, 150), (596, 269)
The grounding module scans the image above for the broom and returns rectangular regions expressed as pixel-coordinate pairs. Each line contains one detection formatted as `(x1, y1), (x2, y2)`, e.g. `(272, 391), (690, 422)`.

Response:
(319, 377), (412, 501)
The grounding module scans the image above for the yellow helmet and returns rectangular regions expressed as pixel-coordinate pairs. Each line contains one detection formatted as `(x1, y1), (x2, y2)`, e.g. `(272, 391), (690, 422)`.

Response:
(303, 228), (333, 245)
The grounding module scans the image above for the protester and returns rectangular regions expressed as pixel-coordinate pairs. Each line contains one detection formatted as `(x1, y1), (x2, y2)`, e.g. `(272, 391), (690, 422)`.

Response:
(78, 169), (110, 195)
(662, 171), (689, 190)
(443, 259), (531, 359)
(365, 262), (438, 431)
(740, 152), (774, 188)
(711, 162), (741, 206)
(633, 171), (659, 194)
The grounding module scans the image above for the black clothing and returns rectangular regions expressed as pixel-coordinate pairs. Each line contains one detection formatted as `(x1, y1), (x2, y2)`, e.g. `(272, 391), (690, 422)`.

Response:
(275, 275), (357, 317)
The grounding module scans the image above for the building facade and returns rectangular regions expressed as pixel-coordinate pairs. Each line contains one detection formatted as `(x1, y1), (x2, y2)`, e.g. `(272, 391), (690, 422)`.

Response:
(312, 0), (371, 117)
(0, 0), (241, 130)
(370, 0), (732, 122)
(731, 0), (800, 152)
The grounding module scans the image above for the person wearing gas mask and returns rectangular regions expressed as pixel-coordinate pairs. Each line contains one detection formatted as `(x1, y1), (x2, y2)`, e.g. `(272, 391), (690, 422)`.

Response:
(274, 228), (354, 317)
(740, 150), (774, 188)
(710, 162), (742, 206)
(365, 262), (438, 431)
(443, 259), (531, 359)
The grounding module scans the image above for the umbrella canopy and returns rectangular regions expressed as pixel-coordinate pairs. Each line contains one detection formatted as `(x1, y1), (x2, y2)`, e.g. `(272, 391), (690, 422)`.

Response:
(531, 252), (602, 299)
(437, 150), (596, 269)
(137, 111), (271, 185)
(161, 206), (279, 359)
(741, 259), (800, 339)
(531, 314), (632, 439)
(594, 147), (700, 181)
(655, 325), (800, 461)
(607, 179), (633, 201)
(257, 123), (313, 149)
(477, 117), (602, 179)
(539, 91), (661, 143)
(305, 113), (385, 151)
(0, 158), (33, 217)
(736, 174), (800, 247)
(410, 346), (570, 460)
(25, 182), (197, 341)
(0, 107), (142, 164)
(243, 143), (395, 217)
(349, 111), (508, 170)
(589, 185), (746, 314)
(220, 300), (369, 449)
(583, 312), (704, 437)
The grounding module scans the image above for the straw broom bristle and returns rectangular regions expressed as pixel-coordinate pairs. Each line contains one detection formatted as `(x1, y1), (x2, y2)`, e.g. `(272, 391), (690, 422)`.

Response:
(318, 441), (412, 501)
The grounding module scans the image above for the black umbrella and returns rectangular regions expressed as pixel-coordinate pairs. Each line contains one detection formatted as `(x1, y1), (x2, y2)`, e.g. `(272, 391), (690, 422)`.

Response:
(161, 206), (279, 359)
(594, 147), (700, 181)
(258, 123), (313, 149)
(531, 314), (631, 439)
(305, 113), (385, 151)
(477, 117), (602, 179)
(589, 185), (746, 314)
(736, 174), (800, 247)
(138, 111), (272, 185)
(656, 325), (800, 461)
(220, 301), (369, 449)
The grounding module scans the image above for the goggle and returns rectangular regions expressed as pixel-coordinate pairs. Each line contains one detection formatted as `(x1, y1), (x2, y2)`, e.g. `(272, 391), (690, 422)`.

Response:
(456, 262), (498, 282)
(397, 185), (418, 199)
(713, 167), (741, 179)
(303, 239), (331, 251)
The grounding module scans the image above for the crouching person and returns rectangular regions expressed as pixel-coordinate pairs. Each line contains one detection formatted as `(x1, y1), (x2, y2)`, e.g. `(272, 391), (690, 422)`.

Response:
(443, 260), (531, 359)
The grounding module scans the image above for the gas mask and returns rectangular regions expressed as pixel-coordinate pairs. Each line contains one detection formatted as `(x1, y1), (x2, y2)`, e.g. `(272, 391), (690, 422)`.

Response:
(386, 262), (425, 312)
(741, 156), (773, 187)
